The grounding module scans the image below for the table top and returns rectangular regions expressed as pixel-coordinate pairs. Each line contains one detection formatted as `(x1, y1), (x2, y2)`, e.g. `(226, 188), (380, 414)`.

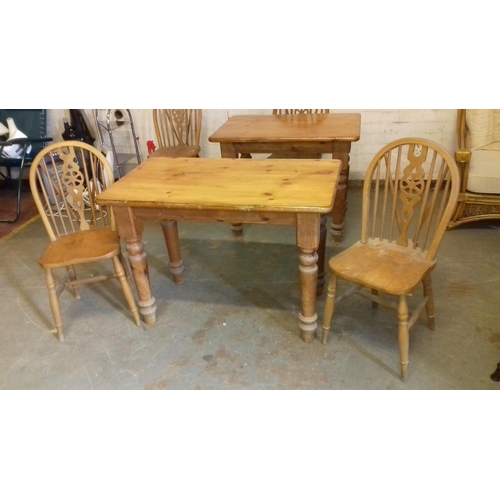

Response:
(208, 113), (361, 143)
(96, 157), (341, 213)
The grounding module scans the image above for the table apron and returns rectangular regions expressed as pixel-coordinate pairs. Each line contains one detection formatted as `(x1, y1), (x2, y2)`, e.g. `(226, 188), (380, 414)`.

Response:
(124, 206), (302, 226)
(233, 141), (336, 155)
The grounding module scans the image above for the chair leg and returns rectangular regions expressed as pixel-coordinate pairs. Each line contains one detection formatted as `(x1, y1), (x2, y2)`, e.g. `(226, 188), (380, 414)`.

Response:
(371, 289), (379, 308)
(112, 255), (141, 326)
(321, 274), (338, 344)
(45, 268), (64, 342)
(422, 274), (435, 331)
(118, 252), (130, 279)
(397, 295), (410, 382)
(67, 266), (80, 299)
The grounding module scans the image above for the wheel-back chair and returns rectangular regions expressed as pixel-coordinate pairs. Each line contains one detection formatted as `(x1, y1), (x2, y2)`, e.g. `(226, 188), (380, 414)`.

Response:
(322, 138), (460, 382)
(30, 141), (141, 341)
(151, 109), (202, 158)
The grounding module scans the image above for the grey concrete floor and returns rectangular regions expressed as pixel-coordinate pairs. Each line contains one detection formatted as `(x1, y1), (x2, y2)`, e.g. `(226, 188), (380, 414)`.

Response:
(1, 186), (499, 389)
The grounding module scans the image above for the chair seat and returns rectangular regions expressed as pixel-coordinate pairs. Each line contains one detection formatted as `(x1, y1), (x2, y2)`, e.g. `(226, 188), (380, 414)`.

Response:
(39, 228), (121, 268)
(329, 239), (436, 295)
(149, 145), (200, 158)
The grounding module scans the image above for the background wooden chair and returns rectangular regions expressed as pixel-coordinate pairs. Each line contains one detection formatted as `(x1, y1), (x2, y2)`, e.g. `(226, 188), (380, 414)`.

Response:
(449, 109), (500, 228)
(151, 109), (202, 158)
(322, 138), (460, 382)
(269, 109), (330, 159)
(30, 141), (141, 342)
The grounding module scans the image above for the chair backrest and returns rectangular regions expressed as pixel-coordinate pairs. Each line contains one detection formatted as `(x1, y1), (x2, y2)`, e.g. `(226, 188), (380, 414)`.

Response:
(272, 109), (330, 115)
(0, 109), (47, 159)
(362, 138), (460, 261)
(29, 141), (115, 241)
(153, 109), (202, 149)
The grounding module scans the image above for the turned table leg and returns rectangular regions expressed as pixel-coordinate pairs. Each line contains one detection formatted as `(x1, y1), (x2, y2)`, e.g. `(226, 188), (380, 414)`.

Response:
(219, 143), (244, 240)
(161, 220), (185, 284)
(297, 213), (320, 342)
(331, 141), (351, 245)
(231, 223), (244, 240)
(316, 214), (327, 296)
(113, 207), (157, 325)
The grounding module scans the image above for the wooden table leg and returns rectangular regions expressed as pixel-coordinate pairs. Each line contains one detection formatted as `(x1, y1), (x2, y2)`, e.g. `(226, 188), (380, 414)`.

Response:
(296, 213), (320, 342)
(161, 220), (185, 284)
(316, 214), (327, 296)
(331, 141), (352, 245)
(231, 224), (244, 240)
(220, 143), (244, 240)
(113, 207), (157, 325)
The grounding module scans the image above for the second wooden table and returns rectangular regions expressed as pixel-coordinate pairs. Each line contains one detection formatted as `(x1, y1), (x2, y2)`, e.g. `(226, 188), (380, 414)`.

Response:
(208, 112), (361, 243)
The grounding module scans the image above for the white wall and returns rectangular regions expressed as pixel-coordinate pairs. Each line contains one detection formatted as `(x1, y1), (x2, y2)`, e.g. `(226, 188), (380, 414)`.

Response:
(45, 109), (457, 180)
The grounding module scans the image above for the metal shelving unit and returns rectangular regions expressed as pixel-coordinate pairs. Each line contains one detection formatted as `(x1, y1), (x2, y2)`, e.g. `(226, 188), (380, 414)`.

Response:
(93, 109), (142, 178)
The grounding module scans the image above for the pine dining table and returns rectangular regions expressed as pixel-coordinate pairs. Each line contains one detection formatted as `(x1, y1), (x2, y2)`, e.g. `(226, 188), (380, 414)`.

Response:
(96, 156), (341, 342)
(208, 112), (361, 244)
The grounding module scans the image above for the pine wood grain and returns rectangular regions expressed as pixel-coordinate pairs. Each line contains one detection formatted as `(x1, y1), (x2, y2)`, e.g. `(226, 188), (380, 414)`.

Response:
(208, 113), (360, 143)
(97, 157), (340, 213)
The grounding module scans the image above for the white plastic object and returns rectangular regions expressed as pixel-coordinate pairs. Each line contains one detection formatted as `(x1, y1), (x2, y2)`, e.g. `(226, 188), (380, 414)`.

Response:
(1, 117), (32, 158)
